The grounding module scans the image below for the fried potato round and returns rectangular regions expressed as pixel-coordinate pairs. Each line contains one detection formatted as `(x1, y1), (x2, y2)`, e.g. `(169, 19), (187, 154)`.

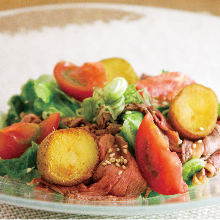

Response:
(169, 84), (218, 140)
(101, 57), (139, 84)
(37, 128), (99, 186)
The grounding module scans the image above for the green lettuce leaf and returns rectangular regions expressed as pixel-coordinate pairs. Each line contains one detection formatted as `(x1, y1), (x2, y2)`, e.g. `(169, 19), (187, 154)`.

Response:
(0, 142), (40, 182)
(6, 74), (80, 125)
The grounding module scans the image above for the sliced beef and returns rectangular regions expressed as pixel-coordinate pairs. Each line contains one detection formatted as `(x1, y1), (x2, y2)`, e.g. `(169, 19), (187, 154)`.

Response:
(203, 125), (220, 157)
(61, 117), (88, 128)
(140, 74), (151, 80)
(207, 150), (220, 174)
(33, 134), (147, 201)
(123, 103), (149, 115)
(148, 107), (181, 151)
(181, 139), (193, 163)
(20, 113), (41, 124)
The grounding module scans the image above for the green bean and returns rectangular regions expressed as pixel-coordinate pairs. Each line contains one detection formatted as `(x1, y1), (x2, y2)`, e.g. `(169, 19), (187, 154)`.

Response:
(182, 158), (206, 182)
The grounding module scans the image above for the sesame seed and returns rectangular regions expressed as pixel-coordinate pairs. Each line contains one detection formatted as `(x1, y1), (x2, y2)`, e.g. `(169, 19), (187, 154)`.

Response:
(178, 139), (183, 145)
(120, 156), (124, 160)
(162, 101), (169, 106)
(105, 160), (111, 165)
(24, 100), (29, 104)
(118, 170), (123, 175)
(126, 111), (132, 114)
(200, 127), (204, 131)
(192, 144), (197, 149)
(116, 159), (120, 163)
(152, 111), (156, 114)
(122, 145), (128, 149)
(116, 148), (120, 152)
(102, 162), (107, 166)
(123, 159), (128, 165)
(113, 145), (118, 148)
(108, 148), (113, 153)
(115, 163), (121, 167)
(26, 168), (32, 173)
(120, 158), (124, 163)
(109, 153), (116, 158)
(110, 158), (116, 163)
(123, 149), (128, 154)
(198, 140), (202, 143)
(122, 165), (126, 170)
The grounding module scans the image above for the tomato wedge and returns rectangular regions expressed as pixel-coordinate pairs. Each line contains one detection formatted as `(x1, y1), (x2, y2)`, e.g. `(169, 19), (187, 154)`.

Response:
(135, 112), (188, 195)
(2, 122), (41, 145)
(136, 72), (194, 102)
(54, 61), (107, 101)
(0, 123), (41, 159)
(0, 132), (25, 159)
(37, 113), (60, 144)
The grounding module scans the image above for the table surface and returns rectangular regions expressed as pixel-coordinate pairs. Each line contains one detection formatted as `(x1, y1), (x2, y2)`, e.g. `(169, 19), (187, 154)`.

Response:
(0, 0), (220, 16)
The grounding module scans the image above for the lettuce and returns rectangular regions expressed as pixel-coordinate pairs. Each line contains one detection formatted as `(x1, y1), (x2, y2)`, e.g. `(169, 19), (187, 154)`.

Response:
(78, 78), (147, 123)
(6, 75), (80, 125)
(0, 142), (40, 182)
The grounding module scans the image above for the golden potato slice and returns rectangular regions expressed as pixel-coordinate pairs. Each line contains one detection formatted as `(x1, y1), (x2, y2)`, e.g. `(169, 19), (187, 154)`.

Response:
(169, 84), (218, 140)
(37, 128), (99, 186)
(101, 57), (138, 84)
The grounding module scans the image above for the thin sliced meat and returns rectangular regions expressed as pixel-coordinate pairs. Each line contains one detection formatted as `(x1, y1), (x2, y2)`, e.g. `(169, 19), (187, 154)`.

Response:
(207, 150), (220, 174)
(136, 72), (194, 102)
(181, 139), (193, 163)
(61, 117), (88, 128)
(20, 113), (42, 124)
(123, 103), (149, 115)
(203, 125), (220, 157)
(148, 107), (181, 152)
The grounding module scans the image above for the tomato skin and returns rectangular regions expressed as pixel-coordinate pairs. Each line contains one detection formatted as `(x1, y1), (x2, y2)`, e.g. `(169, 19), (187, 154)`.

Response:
(136, 72), (194, 102)
(135, 112), (188, 195)
(0, 132), (25, 159)
(36, 113), (60, 144)
(54, 61), (107, 101)
(0, 123), (41, 159)
(2, 122), (41, 145)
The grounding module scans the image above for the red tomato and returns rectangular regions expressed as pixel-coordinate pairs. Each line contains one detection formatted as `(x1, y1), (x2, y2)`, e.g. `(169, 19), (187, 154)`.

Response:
(136, 72), (194, 102)
(2, 122), (41, 145)
(37, 113), (60, 144)
(135, 112), (188, 195)
(0, 132), (23, 159)
(54, 61), (107, 101)
(0, 123), (41, 159)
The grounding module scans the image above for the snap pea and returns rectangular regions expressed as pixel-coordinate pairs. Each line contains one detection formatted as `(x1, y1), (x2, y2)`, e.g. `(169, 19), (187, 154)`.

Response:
(182, 158), (206, 182)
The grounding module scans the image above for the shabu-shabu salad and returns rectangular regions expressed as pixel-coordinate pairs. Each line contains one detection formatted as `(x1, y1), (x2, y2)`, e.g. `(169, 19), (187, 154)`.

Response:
(0, 57), (220, 201)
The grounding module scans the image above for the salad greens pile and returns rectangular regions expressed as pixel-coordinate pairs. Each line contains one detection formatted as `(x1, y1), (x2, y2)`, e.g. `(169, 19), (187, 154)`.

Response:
(6, 75), (80, 126)
(0, 142), (40, 182)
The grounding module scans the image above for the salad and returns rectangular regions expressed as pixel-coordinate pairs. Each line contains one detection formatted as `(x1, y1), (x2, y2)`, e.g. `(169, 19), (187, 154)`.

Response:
(0, 57), (219, 202)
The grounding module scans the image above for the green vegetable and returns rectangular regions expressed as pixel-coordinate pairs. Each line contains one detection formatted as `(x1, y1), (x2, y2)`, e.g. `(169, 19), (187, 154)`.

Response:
(104, 77), (128, 104)
(0, 142), (40, 182)
(6, 95), (24, 125)
(6, 75), (80, 125)
(78, 78), (147, 122)
(0, 112), (7, 129)
(182, 158), (206, 182)
(121, 111), (144, 154)
(124, 84), (144, 104)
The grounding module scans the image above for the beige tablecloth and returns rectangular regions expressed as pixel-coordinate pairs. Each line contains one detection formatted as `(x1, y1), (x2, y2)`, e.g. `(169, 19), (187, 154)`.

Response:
(1, 202), (220, 219)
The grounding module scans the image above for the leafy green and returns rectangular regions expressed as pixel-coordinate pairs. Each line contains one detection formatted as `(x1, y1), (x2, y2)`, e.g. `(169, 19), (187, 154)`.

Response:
(124, 85), (144, 104)
(6, 74), (80, 125)
(0, 142), (40, 182)
(0, 112), (7, 129)
(78, 78), (147, 123)
(121, 111), (144, 155)
(6, 95), (24, 125)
